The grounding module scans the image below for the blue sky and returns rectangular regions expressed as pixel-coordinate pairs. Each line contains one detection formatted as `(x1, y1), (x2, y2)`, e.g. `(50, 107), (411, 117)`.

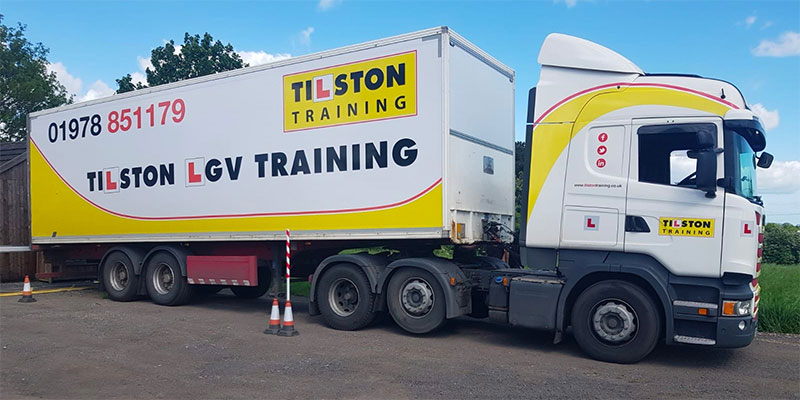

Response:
(3, 0), (799, 222)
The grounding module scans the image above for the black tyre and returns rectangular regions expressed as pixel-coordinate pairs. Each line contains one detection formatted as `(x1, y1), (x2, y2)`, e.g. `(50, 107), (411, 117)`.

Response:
(101, 251), (140, 302)
(571, 280), (661, 364)
(387, 268), (446, 334)
(144, 252), (193, 306)
(231, 267), (271, 299)
(194, 285), (224, 296)
(231, 285), (268, 299)
(317, 264), (377, 330)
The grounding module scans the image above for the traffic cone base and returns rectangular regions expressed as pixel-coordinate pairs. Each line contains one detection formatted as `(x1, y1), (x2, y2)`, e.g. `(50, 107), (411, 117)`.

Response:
(277, 300), (299, 337)
(264, 298), (281, 335)
(19, 275), (36, 303)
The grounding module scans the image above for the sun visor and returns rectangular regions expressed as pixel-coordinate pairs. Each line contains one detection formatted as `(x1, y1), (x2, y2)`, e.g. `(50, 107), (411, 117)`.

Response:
(724, 109), (767, 152)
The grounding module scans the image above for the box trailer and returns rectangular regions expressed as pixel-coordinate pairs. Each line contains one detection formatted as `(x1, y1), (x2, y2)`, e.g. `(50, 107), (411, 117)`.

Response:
(28, 27), (772, 363)
(28, 28), (514, 245)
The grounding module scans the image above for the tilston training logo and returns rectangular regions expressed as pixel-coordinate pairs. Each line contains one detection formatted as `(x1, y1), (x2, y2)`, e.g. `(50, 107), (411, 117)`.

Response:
(658, 217), (715, 238)
(283, 51), (417, 132)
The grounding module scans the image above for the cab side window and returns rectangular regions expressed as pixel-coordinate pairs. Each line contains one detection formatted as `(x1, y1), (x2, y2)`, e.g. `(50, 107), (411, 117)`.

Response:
(638, 123), (716, 188)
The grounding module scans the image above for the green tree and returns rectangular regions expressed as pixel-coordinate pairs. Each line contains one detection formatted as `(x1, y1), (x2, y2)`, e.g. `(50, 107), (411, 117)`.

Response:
(763, 223), (800, 265)
(0, 15), (71, 142)
(116, 32), (247, 94)
(115, 74), (146, 93)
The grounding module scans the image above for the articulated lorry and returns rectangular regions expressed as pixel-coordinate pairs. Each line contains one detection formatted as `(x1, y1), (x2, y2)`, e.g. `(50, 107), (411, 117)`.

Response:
(28, 27), (772, 363)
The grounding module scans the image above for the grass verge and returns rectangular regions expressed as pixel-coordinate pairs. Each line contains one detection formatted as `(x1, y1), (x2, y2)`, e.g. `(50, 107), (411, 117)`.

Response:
(758, 263), (800, 334)
(290, 281), (311, 297)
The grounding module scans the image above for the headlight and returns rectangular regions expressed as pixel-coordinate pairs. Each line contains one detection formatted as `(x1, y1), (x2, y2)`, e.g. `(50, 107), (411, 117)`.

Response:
(722, 300), (752, 316)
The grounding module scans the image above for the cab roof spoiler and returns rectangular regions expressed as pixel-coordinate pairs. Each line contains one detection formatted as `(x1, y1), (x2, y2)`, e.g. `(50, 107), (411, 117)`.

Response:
(538, 33), (644, 74)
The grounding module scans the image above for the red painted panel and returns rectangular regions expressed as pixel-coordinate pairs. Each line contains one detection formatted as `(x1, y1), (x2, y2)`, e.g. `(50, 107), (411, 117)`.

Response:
(186, 256), (257, 286)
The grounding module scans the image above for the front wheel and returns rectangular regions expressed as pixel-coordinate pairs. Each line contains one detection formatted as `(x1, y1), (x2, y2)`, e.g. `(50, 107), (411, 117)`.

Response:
(387, 268), (446, 334)
(145, 252), (193, 306)
(571, 280), (661, 364)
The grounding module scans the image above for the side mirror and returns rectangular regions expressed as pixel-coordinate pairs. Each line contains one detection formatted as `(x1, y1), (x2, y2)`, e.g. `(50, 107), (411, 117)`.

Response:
(696, 129), (716, 149)
(696, 150), (718, 197)
(757, 152), (773, 169)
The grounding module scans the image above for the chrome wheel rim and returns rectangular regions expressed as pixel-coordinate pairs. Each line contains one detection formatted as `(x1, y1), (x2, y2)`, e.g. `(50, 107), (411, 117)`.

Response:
(152, 263), (175, 295)
(109, 262), (129, 292)
(590, 299), (637, 344)
(399, 277), (434, 318)
(328, 278), (359, 317)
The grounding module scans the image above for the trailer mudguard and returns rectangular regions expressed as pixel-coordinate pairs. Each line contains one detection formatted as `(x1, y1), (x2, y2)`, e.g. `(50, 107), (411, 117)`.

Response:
(308, 254), (392, 315)
(142, 245), (191, 277)
(378, 257), (471, 319)
(99, 246), (147, 276)
(97, 246), (148, 291)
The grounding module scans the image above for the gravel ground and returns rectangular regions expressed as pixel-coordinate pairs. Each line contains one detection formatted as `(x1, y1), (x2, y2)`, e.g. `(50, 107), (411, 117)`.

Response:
(1, 290), (798, 399)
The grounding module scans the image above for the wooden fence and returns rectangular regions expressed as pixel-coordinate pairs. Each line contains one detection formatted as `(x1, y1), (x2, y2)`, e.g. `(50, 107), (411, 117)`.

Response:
(1, 142), (35, 281)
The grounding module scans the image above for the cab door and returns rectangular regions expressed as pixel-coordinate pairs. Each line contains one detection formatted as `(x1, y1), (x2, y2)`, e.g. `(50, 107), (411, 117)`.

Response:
(625, 117), (725, 278)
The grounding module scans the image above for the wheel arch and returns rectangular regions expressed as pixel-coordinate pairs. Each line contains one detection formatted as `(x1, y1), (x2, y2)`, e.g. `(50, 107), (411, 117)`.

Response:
(98, 246), (147, 292)
(142, 245), (191, 277)
(309, 254), (391, 315)
(378, 257), (470, 319)
(557, 257), (672, 341)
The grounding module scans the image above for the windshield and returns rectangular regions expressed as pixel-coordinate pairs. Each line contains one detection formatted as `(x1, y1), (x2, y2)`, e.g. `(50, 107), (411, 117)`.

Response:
(732, 132), (757, 201)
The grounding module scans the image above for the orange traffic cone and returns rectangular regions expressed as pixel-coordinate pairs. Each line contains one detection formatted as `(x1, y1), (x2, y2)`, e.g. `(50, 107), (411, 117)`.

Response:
(264, 298), (281, 335)
(18, 275), (36, 303)
(277, 300), (299, 336)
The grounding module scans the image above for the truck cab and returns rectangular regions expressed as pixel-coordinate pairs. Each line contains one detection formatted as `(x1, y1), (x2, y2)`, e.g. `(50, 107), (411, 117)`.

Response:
(519, 33), (771, 361)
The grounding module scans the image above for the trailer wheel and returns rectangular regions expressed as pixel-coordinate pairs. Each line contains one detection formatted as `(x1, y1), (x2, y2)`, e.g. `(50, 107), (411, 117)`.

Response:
(101, 252), (140, 302)
(194, 285), (224, 297)
(231, 285), (268, 299)
(571, 280), (661, 364)
(387, 268), (446, 334)
(230, 267), (271, 299)
(317, 264), (377, 330)
(144, 252), (193, 306)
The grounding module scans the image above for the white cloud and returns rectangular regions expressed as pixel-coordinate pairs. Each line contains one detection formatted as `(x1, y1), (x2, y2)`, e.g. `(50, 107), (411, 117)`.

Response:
(130, 72), (148, 86)
(758, 160), (800, 194)
(237, 50), (291, 66)
(745, 16), (757, 28)
(750, 103), (780, 130)
(137, 56), (153, 72)
(46, 62), (83, 96)
(300, 27), (315, 46)
(79, 80), (115, 102)
(47, 61), (115, 102)
(752, 31), (800, 57)
(761, 21), (773, 30)
(317, 0), (341, 11)
(554, 0), (580, 7)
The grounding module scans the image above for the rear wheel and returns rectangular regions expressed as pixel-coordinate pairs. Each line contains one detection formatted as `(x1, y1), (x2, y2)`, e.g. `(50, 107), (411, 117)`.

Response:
(571, 280), (661, 364)
(387, 268), (446, 334)
(145, 252), (193, 306)
(102, 252), (140, 302)
(317, 264), (377, 330)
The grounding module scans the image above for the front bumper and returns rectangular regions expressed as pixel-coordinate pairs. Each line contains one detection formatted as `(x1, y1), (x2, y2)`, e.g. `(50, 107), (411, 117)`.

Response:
(715, 316), (757, 348)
